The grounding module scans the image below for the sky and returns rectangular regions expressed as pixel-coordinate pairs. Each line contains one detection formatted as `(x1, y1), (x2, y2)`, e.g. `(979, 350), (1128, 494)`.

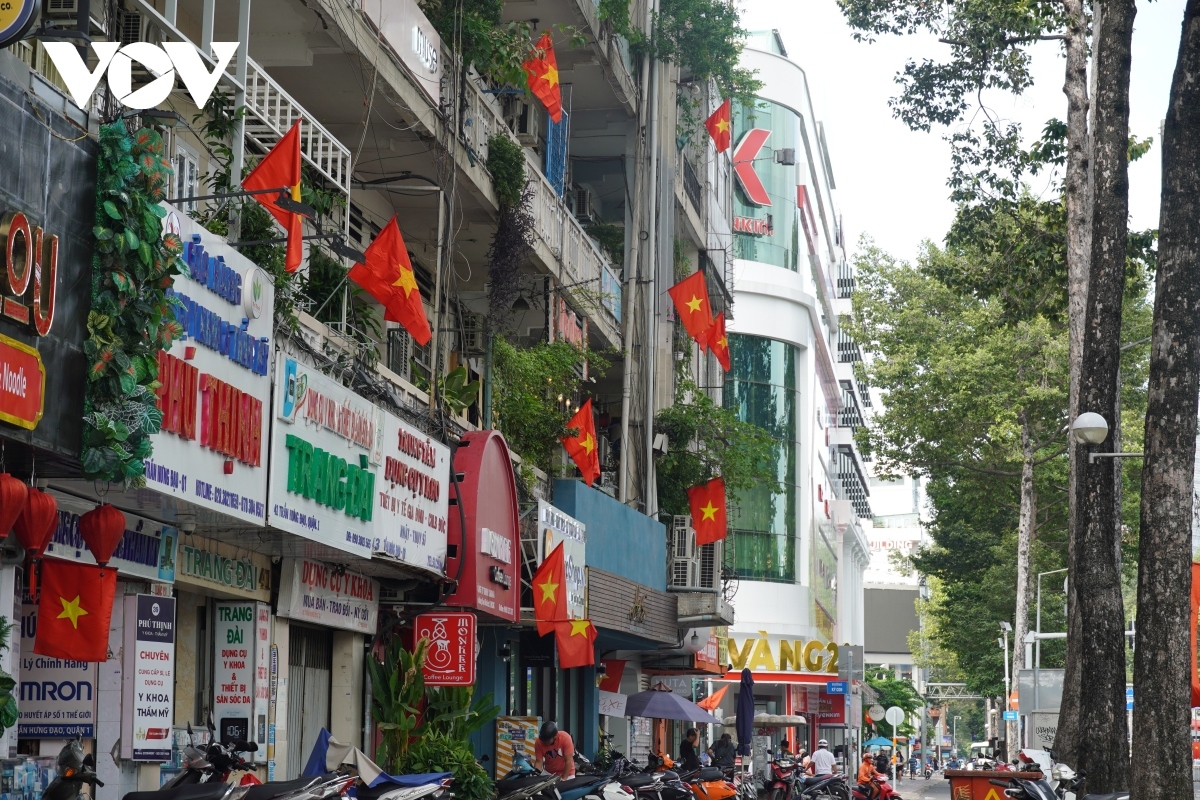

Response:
(738, 0), (1187, 263)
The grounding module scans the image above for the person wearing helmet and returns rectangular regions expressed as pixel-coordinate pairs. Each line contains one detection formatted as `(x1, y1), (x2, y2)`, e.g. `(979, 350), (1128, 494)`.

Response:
(810, 739), (836, 776)
(534, 721), (576, 779)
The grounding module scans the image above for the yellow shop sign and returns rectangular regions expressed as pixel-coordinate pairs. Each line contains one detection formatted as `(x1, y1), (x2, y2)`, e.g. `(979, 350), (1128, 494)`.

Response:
(724, 632), (841, 674)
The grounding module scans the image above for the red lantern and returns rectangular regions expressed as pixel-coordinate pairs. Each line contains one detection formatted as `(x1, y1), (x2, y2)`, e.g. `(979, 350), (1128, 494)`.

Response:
(0, 474), (28, 539)
(78, 503), (126, 566)
(12, 488), (58, 559)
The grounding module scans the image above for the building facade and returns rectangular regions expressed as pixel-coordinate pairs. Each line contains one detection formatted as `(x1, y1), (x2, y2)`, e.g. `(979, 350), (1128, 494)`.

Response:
(714, 30), (872, 769)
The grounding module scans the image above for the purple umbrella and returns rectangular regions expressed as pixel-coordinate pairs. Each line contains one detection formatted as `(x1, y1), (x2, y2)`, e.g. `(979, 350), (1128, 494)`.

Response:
(735, 668), (754, 755)
(624, 685), (723, 723)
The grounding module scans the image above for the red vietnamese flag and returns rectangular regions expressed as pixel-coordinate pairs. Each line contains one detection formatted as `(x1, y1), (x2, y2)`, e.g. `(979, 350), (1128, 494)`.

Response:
(705, 99), (732, 153)
(33, 560), (117, 661)
(668, 271), (713, 345)
(243, 120), (304, 272)
(708, 312), (731, 371)
(522, 33), (563, 123)
(687, 477), (727, 545)
(554, 618), (597, 668)
(533, 541), (567, 636)
(561, 399), (601, 486)
(349, 216), (432, 346)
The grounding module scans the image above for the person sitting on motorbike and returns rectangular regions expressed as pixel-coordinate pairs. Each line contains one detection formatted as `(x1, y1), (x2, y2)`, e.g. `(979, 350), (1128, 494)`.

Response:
(857, 754), (880, 799)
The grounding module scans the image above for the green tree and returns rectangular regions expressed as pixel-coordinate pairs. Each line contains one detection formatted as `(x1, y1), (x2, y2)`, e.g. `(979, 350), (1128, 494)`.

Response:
(864, 669), (923, 737)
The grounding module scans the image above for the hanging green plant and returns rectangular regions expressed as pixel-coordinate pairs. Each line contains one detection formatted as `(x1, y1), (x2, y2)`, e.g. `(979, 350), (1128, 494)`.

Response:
(82, 123), (184, 487)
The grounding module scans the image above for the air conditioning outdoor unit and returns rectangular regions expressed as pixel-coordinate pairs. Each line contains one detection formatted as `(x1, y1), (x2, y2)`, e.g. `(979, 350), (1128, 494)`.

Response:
(573, 186), (596, 223)
(459, 312), (486, 355)
(43, 0), (78, 18)
(669, 516), (721, 592)
(503, 97), (541, 146)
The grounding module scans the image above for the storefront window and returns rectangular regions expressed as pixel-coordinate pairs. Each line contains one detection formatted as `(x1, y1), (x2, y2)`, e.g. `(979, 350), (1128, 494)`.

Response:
(725, 335), (799, 582)
(731, 99), (801, 271)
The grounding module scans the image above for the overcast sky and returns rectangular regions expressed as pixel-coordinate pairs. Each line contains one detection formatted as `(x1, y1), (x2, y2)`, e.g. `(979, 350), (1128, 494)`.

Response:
(739, 0), (1186, 263)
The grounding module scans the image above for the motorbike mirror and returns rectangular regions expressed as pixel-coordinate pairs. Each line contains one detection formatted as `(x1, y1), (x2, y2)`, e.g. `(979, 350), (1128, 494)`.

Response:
(83, 754), (95, 769)
(480, 755), (490, 763)
(238, 742), (259, 753)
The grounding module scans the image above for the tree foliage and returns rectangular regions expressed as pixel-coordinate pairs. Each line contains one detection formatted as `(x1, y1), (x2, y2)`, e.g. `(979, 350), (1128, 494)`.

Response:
(864, 668), (923, 737)
(83, 123), (184, 486)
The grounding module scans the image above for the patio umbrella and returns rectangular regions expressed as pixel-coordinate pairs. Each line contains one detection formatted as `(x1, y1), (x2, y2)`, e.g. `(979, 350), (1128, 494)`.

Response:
(735, 668), (754, 755)
(863, 736), (894, 748)
(624, 685), (722, 723)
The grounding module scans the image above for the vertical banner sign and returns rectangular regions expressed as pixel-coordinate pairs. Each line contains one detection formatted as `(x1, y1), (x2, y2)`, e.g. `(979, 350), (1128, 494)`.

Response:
(537, 501), (586, 619)
(375, 412), (450, 572)
(414, 612), (476, 685)
(254, 602), (270, 754)
(122, 595), (176, 761)
(17, 603), (98, 737)
(267, 642), (278, 781)
(213, 601), (255, 746)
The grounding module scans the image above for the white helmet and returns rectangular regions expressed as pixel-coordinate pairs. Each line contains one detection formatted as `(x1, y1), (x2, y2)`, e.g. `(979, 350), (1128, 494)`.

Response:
(818, 739), (828, 747)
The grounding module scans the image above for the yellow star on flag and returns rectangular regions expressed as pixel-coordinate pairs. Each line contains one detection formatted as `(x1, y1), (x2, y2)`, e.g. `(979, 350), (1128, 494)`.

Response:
(545, 66), (559, 87)
(580, 433), (595, 454)
(715, 118), (729, 133)
(686, 295), (703, 313)
(393, 265), (418, 297)
(700, 501), (718, 521)
(57, 595), (88, 629)
(569, 619), (591, 636)
(538, 578), (559, 604)
(716, 335), (728, 349)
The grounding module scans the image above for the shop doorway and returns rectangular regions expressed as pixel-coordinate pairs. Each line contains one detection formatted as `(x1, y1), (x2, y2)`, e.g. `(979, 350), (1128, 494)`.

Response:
(286, 625), (332, 778)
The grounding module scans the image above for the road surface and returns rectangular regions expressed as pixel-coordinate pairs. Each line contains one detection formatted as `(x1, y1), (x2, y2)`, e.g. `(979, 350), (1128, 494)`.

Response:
(896, 774), (952, 800)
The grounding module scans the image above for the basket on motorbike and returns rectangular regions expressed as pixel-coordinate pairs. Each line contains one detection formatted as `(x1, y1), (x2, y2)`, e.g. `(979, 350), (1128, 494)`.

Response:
(943, 769), (1043, 800)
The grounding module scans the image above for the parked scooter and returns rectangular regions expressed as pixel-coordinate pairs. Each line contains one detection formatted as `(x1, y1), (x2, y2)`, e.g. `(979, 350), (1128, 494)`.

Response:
(494, 753), (563, 800)
(43, 739), (104, 800)
(1004, 750), (1129, 800)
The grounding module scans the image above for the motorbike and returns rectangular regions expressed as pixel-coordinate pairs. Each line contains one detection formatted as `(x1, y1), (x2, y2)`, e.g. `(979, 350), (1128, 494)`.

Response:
(794, 773), (849, 800)
(849, 776), (898, 800)
(764, 758), (798, 800)
(1003, 750), (1129, 800)
(678, 767), (735, 800)
(495, 753), (563, 800)
(43, 739), (104, 800)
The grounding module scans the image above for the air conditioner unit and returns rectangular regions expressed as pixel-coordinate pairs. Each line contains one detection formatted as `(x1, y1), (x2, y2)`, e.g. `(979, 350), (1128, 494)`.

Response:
(118, 10), (144, 45)
(573, 186), (596, 223)
(669, 515), (721, 592)
(597, 433), (611, 469)
(503, 97), (541, 146)
(387, 325), (413, 381)
(43, 0), (78, 19)
(459, 312), (486, 355)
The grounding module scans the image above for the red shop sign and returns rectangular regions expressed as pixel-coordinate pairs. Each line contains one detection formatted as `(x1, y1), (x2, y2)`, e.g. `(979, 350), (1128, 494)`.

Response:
(415, 612), (477, 686)
(0, 332), (44, 430)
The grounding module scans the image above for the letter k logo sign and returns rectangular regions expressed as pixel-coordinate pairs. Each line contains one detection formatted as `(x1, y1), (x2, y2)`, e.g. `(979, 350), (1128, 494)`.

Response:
(734, 129), (773, 206)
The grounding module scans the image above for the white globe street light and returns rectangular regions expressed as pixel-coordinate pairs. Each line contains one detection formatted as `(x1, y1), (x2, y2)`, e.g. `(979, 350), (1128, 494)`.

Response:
(1070, 412), (1110, 445)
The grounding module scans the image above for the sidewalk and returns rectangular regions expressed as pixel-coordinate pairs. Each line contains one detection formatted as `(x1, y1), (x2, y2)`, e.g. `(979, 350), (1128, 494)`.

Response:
(895, 775), (951, 800)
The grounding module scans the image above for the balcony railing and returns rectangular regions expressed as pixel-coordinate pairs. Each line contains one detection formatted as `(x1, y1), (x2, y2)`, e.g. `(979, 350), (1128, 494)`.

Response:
(839, 381), (863, 431)
(835, 447), (872, 519)
(837, 259), (855, 299)
(837, 328), (863, 364)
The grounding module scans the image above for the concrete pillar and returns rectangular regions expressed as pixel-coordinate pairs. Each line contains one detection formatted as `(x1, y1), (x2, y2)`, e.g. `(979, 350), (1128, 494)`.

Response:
(331, 631), (364, 749)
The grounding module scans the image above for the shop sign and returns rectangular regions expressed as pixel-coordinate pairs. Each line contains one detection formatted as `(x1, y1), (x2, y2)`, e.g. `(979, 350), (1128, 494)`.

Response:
(176, 538), (271, 601)
(121, 595), (176, 761)
(375, 412), (449, 574)
(598, 690), (627, 717)
(42, 490), (178, 583)
(0, 84), (95, 457)
(213, 601), (270, 758)
(17, 603), (98, 738)
(0, 0), (37, 49)
(693, 632), (722, 673)
(359, 0), (442, 105)
(732, 216), (773, 236)
(724, 632), (842, 675)
(443, 430), (520, 622)
(414, 612), (475, 686)
(537, 500), (586, 619)
(269, 357), (384, 556)
(276, 558), (379, 634)
(145, 209), (272, 525)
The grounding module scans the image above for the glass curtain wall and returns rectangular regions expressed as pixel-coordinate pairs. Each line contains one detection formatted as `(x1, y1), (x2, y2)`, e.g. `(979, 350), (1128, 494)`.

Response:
(724, 334), (799, 581)
(731, 98), (801, 270)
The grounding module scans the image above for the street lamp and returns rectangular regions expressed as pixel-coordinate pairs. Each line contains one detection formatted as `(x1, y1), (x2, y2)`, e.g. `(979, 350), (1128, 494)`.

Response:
(999, 622), (1013, 757)
(953, 716), (961, 758)
(1070, 413), (1144, 464)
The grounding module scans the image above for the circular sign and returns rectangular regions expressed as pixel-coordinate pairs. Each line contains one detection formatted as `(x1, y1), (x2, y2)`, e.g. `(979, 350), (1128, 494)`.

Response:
(243, 267), (266, 319)
(884, 706), (905, 726)
(869, 704), (886, 722)
(0, 0), (37, 51)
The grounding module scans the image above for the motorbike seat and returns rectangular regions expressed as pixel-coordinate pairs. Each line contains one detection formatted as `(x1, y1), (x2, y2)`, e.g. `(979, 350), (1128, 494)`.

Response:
(555, 777), (604, 792)
(621, 774), (659, 788)
(1081, 795), (1129, 800)
(125, 783), (230, 800)
(241, 776), (324, 800)
(696, 768), (724, 783)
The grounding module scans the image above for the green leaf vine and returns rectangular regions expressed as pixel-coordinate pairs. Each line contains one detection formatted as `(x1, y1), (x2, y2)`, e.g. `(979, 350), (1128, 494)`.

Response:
(82, 123), (184, 486)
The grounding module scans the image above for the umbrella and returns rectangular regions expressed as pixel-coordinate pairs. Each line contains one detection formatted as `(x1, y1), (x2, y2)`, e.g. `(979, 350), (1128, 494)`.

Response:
(863, 736), (894, 748)
(624, 685), (723, 723)
(721, 713), (807, 727)
(736, 668), (754, 756)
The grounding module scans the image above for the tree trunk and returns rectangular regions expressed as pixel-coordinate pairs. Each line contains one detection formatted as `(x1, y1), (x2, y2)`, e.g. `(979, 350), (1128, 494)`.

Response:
(1012, 414), (1036, 748)
(1072, 0), (1134, 792)
(1129, 5), (1200, 797)
(1055, 0), (1092, 769)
